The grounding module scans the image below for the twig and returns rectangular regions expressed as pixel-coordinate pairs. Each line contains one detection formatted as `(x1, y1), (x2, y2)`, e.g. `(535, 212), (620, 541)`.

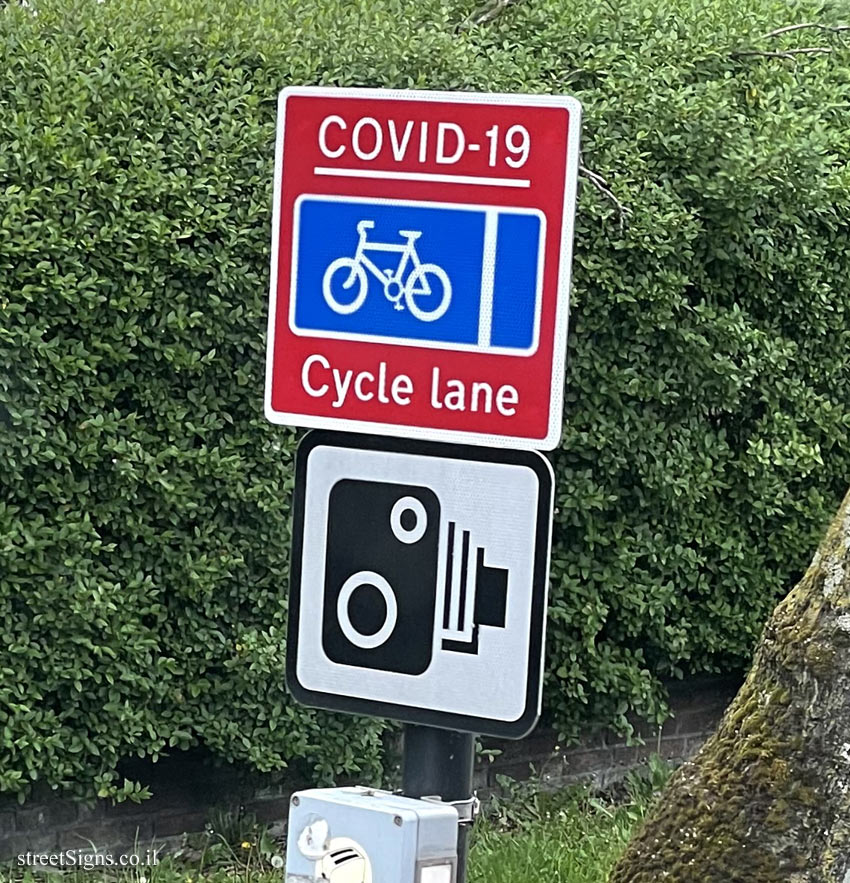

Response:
(457, 0), (519, 30)
(732, 21), (848, 62)
(579, 163), (631, 229)
(731, 46), (833, 59)
(761, 22), (850, 39)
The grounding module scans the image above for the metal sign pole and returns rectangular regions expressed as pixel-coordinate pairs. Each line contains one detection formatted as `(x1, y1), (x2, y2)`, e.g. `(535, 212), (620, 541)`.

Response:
(402, 724), (476, 883)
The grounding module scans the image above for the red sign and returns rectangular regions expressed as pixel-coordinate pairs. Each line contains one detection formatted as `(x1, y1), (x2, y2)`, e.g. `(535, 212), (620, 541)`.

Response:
(265, 87), (581, 449)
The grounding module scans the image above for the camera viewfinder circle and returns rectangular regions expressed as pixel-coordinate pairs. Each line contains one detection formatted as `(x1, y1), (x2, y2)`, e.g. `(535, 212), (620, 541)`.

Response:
(337, 571), (398, 650)
(390, 496), (427, 544)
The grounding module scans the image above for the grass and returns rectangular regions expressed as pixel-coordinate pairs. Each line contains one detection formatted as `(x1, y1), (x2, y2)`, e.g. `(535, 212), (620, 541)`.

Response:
(0, 761), (668, 883)
(468, 773), (657, 883)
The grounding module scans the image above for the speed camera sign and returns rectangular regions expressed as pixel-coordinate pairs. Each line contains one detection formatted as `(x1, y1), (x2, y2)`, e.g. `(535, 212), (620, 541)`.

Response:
(287, 431), (554, 739)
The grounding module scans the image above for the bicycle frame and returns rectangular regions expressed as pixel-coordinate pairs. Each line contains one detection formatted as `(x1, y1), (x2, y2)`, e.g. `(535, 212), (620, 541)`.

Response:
(320, 218), (452, 322)
(353, 227), (422, 288)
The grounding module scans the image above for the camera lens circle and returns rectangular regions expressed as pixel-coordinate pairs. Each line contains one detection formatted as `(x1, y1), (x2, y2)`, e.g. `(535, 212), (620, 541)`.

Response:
(390, 496), (427, 544)
(337, 571), (398, 650)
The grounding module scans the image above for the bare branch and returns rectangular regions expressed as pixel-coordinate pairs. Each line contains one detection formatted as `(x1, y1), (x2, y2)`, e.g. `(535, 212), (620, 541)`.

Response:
(761, 22), (850, 39)
(731, 46), (833, 60)
(733, 21), (847, 62)
(579, 163), (632, 229)
(457, 0), (520, 30)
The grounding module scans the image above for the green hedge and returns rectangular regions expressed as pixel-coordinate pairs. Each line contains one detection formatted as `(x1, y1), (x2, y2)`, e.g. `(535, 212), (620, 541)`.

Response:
(1, 0), (849, 800)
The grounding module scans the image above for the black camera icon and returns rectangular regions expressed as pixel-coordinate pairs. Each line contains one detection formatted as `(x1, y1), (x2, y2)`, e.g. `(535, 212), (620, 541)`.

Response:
(322, 479), (509, 676)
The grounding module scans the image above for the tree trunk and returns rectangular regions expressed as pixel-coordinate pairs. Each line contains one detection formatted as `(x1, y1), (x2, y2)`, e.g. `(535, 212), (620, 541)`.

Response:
(610, 488), (850, 883)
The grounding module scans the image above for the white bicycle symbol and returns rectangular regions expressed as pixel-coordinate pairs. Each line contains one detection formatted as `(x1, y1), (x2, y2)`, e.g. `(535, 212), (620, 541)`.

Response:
(322, 220), (452, 322)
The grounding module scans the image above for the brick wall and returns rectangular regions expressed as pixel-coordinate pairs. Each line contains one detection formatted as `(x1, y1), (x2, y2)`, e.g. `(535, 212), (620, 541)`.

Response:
(476, 675), (740, 793)
(0, 676), (739, 860)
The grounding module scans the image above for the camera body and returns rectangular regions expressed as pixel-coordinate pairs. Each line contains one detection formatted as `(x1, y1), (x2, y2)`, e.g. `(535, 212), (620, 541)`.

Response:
(323, 480), (441, 676)
(322, 479), (508, 676)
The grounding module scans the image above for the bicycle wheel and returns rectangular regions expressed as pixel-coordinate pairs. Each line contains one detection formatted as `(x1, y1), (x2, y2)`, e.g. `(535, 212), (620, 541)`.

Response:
(404, 263), (452, 322)
(323, 258), (368, 315)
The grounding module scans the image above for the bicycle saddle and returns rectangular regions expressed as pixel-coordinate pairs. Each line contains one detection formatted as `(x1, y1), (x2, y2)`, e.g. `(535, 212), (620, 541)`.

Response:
(356, 220), (375, 233)
(398, 229), (422, 240)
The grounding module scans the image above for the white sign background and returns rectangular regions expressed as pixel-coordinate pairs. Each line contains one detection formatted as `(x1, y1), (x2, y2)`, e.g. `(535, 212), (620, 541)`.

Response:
(294, 443), (553, 726)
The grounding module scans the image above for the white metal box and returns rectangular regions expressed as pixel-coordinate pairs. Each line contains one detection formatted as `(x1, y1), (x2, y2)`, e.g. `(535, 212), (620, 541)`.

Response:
(285, 786), (458, 883)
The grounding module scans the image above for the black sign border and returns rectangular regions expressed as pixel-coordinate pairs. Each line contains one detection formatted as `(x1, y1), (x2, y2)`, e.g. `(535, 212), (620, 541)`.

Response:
(287, 430), (554, 739)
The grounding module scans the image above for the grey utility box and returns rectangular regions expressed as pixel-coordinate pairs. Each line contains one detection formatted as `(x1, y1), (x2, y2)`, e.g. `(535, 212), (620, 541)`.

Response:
(285, 786), (459, 883)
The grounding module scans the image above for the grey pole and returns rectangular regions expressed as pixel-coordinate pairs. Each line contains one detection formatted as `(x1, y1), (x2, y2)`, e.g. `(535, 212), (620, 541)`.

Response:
(401, 724), (476, 883)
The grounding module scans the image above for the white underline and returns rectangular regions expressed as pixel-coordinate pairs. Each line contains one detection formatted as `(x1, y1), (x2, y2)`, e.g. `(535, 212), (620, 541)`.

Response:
(313, 166), (531, 188)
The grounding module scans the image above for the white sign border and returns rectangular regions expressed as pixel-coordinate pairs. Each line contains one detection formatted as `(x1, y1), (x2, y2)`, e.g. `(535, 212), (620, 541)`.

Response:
(265, 86), (582, 451)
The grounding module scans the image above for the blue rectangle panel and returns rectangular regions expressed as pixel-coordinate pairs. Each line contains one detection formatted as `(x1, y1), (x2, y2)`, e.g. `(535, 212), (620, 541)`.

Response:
(291, 196), (542, 353)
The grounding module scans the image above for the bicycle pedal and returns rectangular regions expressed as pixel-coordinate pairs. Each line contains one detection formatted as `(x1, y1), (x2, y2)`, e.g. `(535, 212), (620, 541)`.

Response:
(394, 303), (405, 311)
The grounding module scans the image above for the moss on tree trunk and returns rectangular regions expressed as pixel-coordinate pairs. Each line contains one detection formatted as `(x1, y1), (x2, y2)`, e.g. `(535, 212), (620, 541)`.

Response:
(610, 489), (850, 883)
